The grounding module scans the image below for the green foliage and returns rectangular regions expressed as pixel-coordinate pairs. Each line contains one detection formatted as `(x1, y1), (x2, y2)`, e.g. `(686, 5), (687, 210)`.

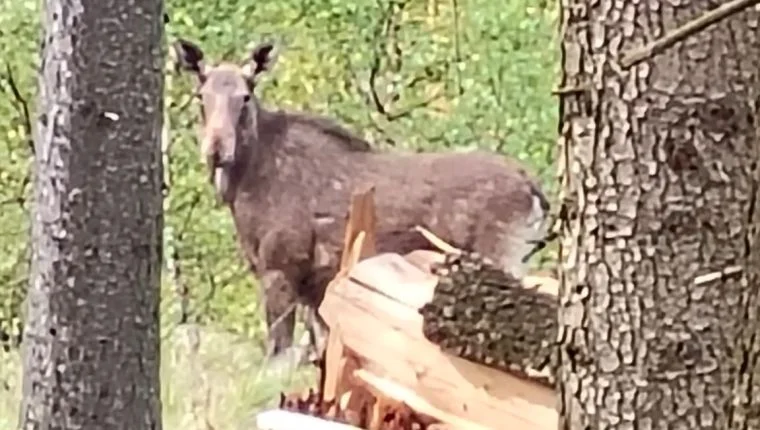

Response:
(0, 0), (38, 345)
(1, 0), (559, 345)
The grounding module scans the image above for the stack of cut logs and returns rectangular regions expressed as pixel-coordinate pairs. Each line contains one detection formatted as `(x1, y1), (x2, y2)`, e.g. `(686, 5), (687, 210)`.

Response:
(256, 186), (560, 430)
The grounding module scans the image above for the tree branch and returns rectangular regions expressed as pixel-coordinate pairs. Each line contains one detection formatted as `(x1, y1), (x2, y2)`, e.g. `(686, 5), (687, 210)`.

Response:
(620, 0), (760, 68)
(366, 0), (396, 116)
(2, 62), (34, 155)
(386, 90), (446, 121)
(385, 0), (408, 74)
(368, 50), (387, 115)
(166, 193), (200, 325)
(450, 0), (463, 95)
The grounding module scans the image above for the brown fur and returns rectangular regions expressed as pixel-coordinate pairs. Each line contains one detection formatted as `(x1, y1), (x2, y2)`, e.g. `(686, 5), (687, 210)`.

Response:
(173, 38), (551, 358)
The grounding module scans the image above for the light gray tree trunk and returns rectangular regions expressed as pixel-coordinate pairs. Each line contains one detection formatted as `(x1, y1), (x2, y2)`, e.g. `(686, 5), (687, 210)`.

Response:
(19, 0), (165, 428)
(556, 1), (760, 429)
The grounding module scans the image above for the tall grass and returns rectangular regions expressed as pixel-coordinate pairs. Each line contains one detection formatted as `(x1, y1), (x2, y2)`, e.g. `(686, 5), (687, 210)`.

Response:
(0, 324), (316, 429)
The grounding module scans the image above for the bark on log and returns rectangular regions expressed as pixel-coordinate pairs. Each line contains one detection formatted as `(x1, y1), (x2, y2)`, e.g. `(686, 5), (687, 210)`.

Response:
(420, 252), (558, 384)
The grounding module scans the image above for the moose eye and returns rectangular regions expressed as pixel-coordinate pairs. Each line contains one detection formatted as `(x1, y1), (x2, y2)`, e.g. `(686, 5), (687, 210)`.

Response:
(243, 94), (251, 103)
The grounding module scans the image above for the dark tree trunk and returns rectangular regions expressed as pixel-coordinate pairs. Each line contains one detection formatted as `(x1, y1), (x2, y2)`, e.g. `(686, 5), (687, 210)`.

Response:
(556, 1), (760, 429)
(20, 0), (165, 428)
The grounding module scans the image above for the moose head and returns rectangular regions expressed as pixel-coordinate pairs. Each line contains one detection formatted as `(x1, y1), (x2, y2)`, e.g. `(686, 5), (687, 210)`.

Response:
(172, 38), (278, 204)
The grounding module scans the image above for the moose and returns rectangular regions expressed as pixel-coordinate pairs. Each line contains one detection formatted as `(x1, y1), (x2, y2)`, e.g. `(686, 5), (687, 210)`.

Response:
(172, 37), (553, 361)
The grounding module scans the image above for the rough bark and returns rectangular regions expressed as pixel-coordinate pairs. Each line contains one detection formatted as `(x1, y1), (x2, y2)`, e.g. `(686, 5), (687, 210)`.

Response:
(420, 252), (556, 383)
(556, 1), (760, 429)
(20, 0), (165, 428)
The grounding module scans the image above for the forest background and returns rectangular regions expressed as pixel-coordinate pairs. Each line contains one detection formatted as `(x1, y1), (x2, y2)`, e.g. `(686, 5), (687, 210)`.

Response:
(0, 0), (558, 427)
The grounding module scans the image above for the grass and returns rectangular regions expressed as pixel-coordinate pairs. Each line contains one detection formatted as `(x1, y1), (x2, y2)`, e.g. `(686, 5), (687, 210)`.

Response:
(0, 351), (20, 428)
(0, 324), (316, 429)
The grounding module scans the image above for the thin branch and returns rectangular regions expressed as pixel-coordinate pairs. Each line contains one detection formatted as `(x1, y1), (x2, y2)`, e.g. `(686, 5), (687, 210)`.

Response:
(343, 59), (393, 143)
(353, 54), (448, 125)
(2, 63), (34, 155)
(165, 192), (200, 325)
(366, 0), (396, 116)
(620, 0), (760, 68)
(693, 265), (743, 286)
(0, 196), (24, 208)
(162, 68), (174, 195)
(167, 243), (190, 324)
(486, 66), (505, 108)
(386, 0), (409, 75)
(451, 0), (463, 95)
(522, 231), (559, 263)
(368, 51), (386, 115)
(386, 90), (446, 121)
(552, 83), (592, 96)
(406, 59), (448, 90)
(358, 0), (460, 128)
(177, 193), (202, 240)
(198, 258), (220, 316)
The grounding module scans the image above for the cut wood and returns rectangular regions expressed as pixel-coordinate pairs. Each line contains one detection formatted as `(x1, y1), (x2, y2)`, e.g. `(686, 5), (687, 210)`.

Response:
(320, 251), (559, 430)
(338, 184), (377, 270)
(320, 185), (379, 406)
(353, 369), (489, 430)
(305, 185), (560, 429)
(413, 225), (461, 255)
(256, 409), (364, 430)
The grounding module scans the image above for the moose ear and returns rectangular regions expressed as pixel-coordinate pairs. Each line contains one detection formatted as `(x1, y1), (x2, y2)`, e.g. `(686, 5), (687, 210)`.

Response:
(242, 42), (277, 79)
(172, 38), (205, 75)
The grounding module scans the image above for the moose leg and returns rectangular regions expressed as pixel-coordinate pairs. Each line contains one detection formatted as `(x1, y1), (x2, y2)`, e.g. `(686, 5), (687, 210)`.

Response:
(260, 270), (298, 357)
(303, 306), (329, 362)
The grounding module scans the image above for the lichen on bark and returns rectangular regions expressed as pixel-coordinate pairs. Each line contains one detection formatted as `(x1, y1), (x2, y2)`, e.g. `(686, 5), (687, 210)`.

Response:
(420, 251), (557, 384)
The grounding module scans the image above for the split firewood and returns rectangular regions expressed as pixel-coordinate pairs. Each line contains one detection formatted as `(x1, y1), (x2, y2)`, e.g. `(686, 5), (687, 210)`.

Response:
(311, 198), (559, 429)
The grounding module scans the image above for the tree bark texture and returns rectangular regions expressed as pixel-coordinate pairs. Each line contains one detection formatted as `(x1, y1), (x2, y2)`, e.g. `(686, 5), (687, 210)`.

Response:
(20, 0), (165, 429)
(420, 251), (557, 384)
(557, 1), (760, 429)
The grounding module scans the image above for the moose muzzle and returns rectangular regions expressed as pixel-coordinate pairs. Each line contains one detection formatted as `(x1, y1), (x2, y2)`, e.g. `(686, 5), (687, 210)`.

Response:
(203, 131), (238, 205)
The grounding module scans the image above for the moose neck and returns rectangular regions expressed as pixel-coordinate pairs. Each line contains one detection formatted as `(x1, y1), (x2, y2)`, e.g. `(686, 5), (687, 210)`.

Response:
(224, 105), (374, 215)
